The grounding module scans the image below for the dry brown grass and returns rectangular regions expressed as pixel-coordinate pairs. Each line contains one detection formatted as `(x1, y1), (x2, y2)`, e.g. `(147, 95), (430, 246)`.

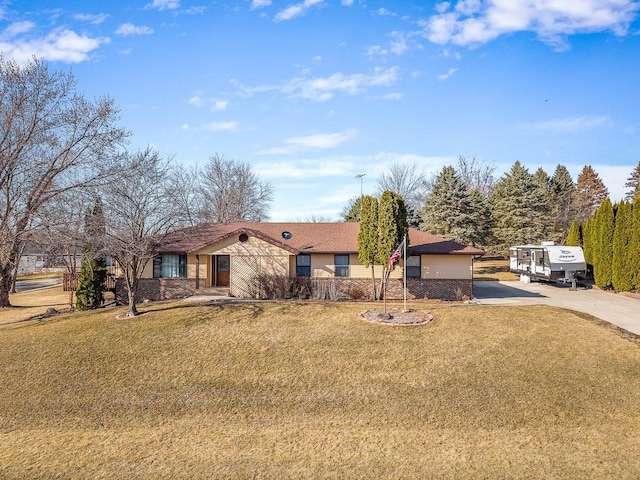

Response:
(0, 286), (71, 326)
(1, 300), (640, 479)
(474, 257), (519, 281)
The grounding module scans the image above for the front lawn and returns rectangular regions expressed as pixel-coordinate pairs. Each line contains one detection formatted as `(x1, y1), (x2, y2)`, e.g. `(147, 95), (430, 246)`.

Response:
(1, 301), (639, 478)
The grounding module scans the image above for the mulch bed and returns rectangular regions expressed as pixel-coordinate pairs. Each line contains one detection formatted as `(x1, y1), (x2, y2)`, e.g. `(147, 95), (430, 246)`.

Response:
(360, 309), (433, 327)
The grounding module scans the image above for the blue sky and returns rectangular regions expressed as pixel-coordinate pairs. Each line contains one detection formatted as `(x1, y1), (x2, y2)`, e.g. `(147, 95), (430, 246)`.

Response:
(2, 0), (640, 220)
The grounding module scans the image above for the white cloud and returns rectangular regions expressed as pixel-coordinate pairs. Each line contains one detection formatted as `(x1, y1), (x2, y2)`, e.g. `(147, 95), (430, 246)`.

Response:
(212, 100), (229, 111)
(257, 129), (357, 155)
(0, 28), (108, 64)
(251, 0), (272, 10)
(255, 158), (356, 178)
(274, 0), (325, 22)
(2, 21), (35, 38)
(188, 93), (204, 108)
(181, 123), (190, 130)
(73, 13), (109, 25)
(341, 0), (354, 5)
(437, 67), (458, 80)
(375, 8), (396, 16)
(187, 91), (229, 111)
(115, 23), (154, 36)
(389, 32), (409, 55)
(365, 45), (388, 56)
(145, 0), (180, 11)
(202, 121), (239, 132)
(235, 67), (399, 102)
(368, 92), (404, 100)
(423, 0), (640, 49)
(523, 115), (611, 133)
(186, 6), (207, 15)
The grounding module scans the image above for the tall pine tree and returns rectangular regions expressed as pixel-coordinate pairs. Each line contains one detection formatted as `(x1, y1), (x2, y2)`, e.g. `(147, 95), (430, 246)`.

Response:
(575, 165), (609, 222)
(624, 160), (640, 201)
(549, 165), (576, 243)
(489, 161), (546, 253)
(421, 166), (471, 244)
(75, 198), (107, 310)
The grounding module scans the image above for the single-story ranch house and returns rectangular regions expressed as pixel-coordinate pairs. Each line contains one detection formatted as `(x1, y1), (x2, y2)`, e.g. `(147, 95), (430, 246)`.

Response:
(114, 222), (484, 303)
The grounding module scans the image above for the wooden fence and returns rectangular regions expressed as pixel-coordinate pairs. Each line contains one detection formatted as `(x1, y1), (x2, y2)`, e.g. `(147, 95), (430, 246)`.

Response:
(63, 273), (116, 292)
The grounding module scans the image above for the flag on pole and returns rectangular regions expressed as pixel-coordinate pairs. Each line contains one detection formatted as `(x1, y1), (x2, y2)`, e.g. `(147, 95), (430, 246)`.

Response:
(387, 238), (405, 269)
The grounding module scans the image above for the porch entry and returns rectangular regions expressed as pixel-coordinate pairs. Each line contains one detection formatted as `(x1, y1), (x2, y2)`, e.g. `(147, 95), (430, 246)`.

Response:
(213, 255), (230, 287)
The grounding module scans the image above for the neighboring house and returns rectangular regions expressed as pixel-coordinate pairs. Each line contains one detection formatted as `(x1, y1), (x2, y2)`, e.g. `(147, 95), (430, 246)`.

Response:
(115, 222), (484, 303)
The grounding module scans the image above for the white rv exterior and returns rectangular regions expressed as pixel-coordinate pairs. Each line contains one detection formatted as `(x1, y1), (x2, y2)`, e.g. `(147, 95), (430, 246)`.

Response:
(509, 243), (586, 282)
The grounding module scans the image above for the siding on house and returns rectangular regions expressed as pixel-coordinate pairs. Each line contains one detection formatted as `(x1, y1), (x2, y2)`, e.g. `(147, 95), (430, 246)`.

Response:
(422, 255), (472, 279)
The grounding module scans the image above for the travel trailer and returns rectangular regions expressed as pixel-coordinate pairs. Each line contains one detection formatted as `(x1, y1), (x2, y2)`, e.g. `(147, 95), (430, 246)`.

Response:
(509, 243), (586, 283)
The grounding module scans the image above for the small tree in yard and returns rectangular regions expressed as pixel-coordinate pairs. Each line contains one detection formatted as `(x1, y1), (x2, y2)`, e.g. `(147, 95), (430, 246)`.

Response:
(376, 191), (409, 298)
(106, 148), (181, 317)
(76, 198), (107, 310)
(357, 195), (379, 299)
(612, 201), (634, 292)
(566, 221), (582, 247)
(593, 198), (615, 290)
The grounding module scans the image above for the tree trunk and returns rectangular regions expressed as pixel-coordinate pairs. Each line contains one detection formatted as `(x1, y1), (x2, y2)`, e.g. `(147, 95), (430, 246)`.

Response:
(124, 273), (139, 317)
(370, 265), (377, 300)
(0, 265), (13, 307)
(126, 293), (139, 317)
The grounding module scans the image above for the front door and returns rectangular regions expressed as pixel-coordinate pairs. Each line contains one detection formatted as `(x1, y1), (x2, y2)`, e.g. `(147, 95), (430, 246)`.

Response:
(216, 255), (230, 287)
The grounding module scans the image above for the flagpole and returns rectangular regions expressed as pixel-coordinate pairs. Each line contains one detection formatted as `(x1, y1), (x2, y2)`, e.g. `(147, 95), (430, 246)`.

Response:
(403, 233), (407, 312)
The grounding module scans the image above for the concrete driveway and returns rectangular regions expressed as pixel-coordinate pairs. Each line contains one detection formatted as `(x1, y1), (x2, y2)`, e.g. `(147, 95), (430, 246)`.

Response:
(473, 280), (640, 336)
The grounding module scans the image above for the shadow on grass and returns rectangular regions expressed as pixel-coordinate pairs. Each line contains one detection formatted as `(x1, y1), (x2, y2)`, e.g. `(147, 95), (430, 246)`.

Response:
(140, 301), (266, 327)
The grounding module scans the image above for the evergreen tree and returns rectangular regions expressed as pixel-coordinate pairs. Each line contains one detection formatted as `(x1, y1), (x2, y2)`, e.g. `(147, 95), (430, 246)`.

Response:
(76, 198), (107, 310)
(582, 216), (594, 278)
(342, 196), (363, 222)
(489, 161), (546, 253)
(532, 167), (553, 239)
(377, 191), (409, 296)
(421, 166), (471, 244)
(575, 165), (609, 222)
(624, 160), (640, 201)
(593, 198), (615, 289)
(566, 221), (582, 247)
(632, 198), (640, 291)
(549, 165), (577, 243)
(612, 201), (634, 292)
(466, 189), (492, 247)
(357, 195), (379, 299)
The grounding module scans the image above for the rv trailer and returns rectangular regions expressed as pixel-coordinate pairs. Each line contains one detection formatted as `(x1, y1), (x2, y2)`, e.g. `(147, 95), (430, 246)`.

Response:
(509, 243), (586, 283)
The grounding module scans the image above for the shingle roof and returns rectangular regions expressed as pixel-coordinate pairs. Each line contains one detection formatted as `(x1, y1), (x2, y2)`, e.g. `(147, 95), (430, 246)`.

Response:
(157, 222), (485, 256)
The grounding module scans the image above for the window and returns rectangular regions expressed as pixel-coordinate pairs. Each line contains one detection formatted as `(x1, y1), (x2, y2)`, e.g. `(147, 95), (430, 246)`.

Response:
(153, 254), (187, 278)
(406, 255), (421, 278)
(296, 254), (311, 277)
(334, 254), (349, 277)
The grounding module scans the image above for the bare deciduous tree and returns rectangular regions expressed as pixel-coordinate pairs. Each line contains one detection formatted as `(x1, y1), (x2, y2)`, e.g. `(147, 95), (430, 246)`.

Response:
(376, 162), (428, 212)
(197, 154), (273, 223)
(456, 156), (496, 197)
(168, 163), (201, 227)
(0, 56), (129, 307)
(105, 148), (181, 317)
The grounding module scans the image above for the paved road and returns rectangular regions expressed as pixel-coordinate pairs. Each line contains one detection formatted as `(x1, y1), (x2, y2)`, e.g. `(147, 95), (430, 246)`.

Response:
(15, 277), (62, 292)
(473, 280), (640, 336)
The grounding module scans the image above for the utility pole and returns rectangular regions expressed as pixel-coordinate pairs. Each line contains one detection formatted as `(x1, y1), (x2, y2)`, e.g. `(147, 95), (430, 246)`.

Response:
(355, 173), (365, 198)
(355, 173), (366, 221)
